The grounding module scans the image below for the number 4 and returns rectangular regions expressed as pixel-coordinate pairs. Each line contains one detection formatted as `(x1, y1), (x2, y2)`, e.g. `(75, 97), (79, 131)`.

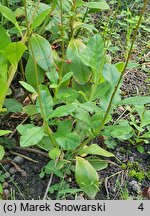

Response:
(138, 203), (144, 211)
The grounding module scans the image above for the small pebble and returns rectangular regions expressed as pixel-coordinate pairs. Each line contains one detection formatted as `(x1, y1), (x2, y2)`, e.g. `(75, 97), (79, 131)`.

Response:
(3, 164), (10, 171)
(76, 194), (85, 200)
(129, 180), (141, 192)
(129, 156), (134, 163)
(3, 182), (8, 189)
(4, 172), (10, 179)
(9, 167), (17, 175)
(13, 156), (24, 165)
(3, 189), (9, 199)
(21, 170), (27, 177)
(116, 152), (123, 160)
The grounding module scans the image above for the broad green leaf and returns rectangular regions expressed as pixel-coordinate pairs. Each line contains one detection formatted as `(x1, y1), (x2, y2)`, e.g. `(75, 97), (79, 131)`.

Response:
(137, 146), (145, 154)
(141, 131), (150, 139)
(47, 103), (77, 119)
(44, 160), (64, 178)
(27, 2), (50, 22)
(38, 135), (53, 151)
(54, 132), (80, 150)
(104, 139), (117, 150)
(17, 124), (36, 135)
(127, 62), (140, 69)
(49, 148), (61, 160)
(72, 80), (91, 101)
(4, 98), (23, 112)
(72, 107), (91, 126)
(134, 105), (145, 120)
(87, 158), (108, 171)
(115, 62), (125, 72)
(50, 84), (58, 88)
(73, 22), (97, 35)
(91, 111), (111, 132)
(36, 89), (53, 119)
(19, 81), (36, 93)
(91, 111), (104, 130)
(0, 3), (22, 35)
(25, 56), (45, 89)
(93, 81), (110, 100)
(18, 125), (44, 147)
(60, 72), (73, 84)
(0, 130), (11, 136)
(57, 0), (71, 12)
(77, 34), (105, 73)
(23, 105), (38, 116)
(0, 145), (5, 160)
(79, 101), (100, 113)
(100, 86), (121, 110)
(46, 67), (58, 85)
(79, 144), (114, 157)
(0, 26), (11, 50)
(56, 87), (79, 103)
(75, 157), (99, 198)
(54, 120), (80, 150)
(85, 1), (110, 10)
(102, 63), (120, 87)
(0, 56), (8, 110)
(37, 134), (54, 151)
(56, 120), (73, 134)
(141, 110), (150, 128)
(29, 34), (54, 72)
(103, 120), (134, 140)
(66, 38), (91, 84)
(31, 8), (51, 30)
(0, 3), (16, 24)
(116, 96), (150, 106)
(0, 42), (27, 66)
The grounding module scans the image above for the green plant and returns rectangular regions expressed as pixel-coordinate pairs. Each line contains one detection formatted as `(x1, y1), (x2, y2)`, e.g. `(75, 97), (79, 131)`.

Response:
(0, 0), (149, 199)
(122, 104), (150, 153)
(0, 170), (6, 199)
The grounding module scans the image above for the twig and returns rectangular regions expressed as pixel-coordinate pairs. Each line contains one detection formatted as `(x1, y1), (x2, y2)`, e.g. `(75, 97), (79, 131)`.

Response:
(10, 160), (26, 177)
(9, 116), (28, 138)
(104, 170), (123, 199)
(43, 158), (59, 200)
(13, 146), (49, 157)
(9, 150), (39, 163)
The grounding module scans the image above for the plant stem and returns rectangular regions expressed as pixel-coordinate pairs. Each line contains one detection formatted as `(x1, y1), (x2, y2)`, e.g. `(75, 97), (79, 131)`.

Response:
(89, 56), (106, 101)
(39, 1), (56, 35)
(19, 59), (25, 81)
(23, 0), (29, 36)
(95, 0), (148, 135)
(60, 0), (65, 74)
(105, 0), (121, 48)
(22, 0), (41, 42)
(54, 0), (65, 98)
(75, 7), (89, 38)
(29, 43), (58, 148)
(70, 0), (77, 38)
